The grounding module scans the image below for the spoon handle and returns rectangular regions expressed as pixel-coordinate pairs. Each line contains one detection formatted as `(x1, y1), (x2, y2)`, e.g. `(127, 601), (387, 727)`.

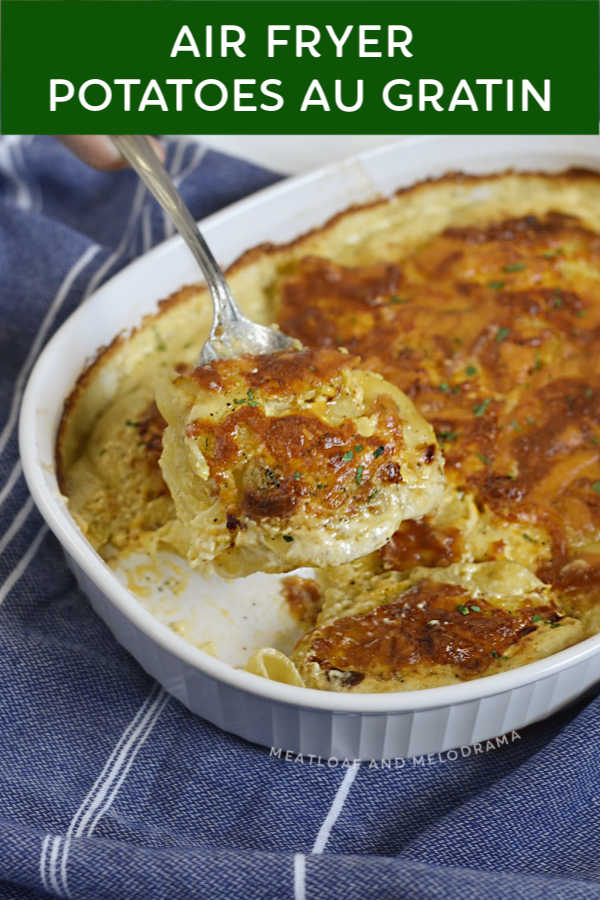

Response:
(112, 135), (244, 331)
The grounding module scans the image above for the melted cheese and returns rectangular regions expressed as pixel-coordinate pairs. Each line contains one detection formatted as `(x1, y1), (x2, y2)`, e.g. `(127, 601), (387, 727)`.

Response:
(292, 561), (583, 691)
(156, 347), (444, 575)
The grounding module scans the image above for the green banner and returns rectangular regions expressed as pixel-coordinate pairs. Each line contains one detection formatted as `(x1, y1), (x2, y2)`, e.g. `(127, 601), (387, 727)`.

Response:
(1, 0), (598, 134)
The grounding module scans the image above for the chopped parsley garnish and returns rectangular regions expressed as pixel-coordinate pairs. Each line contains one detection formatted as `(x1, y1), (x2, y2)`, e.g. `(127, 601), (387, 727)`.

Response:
(368, 489), (379, 501)
(470, 605), (481, 613)
(503, 262), (525, 272)
(436, 430), (458, 442)
(591, 436), (600, 446)
(544, 248), (563, 259)
(373, 446), (385, 459)
(491, 650), (500, 659)
(293, 471), (301, 480)
(550, 621), (561, 628)
(233, 398), (246, 405)
(511, 419), (521, 431)
(585, 387), (593, 398)
(522, 533), (537, 543)
(125, 419), (140, 428)
(465, 365), (477, 376)
(247, 389), (259, 407)
(592, 482), (600, 493)
(282, 535), (294, 542)
(488, 280), (505, 290)
(534, 352), (543, 371)
(342, 450), (354, 462)
(389, 295), (409, 304)
(577, 310), (587, 319)
(477, 452), (491, 466)
(553, 292), (563, 309)
(440, 382), (451, 393)
(473, 398), (491, 417)
(526, 417), (536, 426)
(456, 605), (470, 615)
(354, 444), (364, 453)
(152, 326), (166, 351)
(355, 465), (364, 485)
(532, 613), (542, 623)
(496, 327), (510, 343)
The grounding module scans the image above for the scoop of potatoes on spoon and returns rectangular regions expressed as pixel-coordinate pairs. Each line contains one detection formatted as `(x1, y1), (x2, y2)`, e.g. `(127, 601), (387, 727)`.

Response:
(113, 135), (445, 574)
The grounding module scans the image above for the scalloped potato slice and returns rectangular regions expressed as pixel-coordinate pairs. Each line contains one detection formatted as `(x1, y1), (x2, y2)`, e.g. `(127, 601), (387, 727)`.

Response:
(292, 561), (584, 692)
(156, 347), (445, 576)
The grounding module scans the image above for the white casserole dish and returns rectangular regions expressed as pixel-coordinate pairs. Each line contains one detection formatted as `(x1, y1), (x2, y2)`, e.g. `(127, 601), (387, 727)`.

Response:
(20, 135), (600, 761)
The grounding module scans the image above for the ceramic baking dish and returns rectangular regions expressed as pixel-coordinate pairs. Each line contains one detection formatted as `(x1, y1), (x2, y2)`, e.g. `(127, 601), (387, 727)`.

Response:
(20, 135), (600, 761)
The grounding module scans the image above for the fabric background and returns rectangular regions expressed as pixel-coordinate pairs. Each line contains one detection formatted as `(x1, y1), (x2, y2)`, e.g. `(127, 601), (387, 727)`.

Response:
(1, 135), (600, 900)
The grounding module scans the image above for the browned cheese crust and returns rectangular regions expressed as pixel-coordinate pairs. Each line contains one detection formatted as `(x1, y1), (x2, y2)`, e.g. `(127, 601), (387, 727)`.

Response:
(275, 210), (600, 616)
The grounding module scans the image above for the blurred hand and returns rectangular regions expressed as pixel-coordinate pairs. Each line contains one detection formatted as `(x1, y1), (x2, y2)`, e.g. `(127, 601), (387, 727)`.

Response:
(55, 135), (165, 171)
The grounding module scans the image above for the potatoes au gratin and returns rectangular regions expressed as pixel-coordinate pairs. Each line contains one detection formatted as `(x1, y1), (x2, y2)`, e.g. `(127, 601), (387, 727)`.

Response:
(58, 169), (600, 693)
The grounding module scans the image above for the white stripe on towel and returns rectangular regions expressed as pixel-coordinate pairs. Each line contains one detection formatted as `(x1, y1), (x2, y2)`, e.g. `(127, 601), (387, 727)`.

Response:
(0, 523), (48, 606)
(158, 140), (207, 244)
(293, 852), (306, 900)
(170, 138), (187, 182)
(0, 459), (23, 510)
(40, 833), (63, 895)
(86, 688), (170, 835)
(39, 834), (51, 892)
(0, 496), (34, 557)
(57, 684), (168, 898)
(47, 836), (63, 896)
(0, 135), (33, 211)
(312, 761), (359, 854)
(82, 177), (147, 301)
(0, 173), (147, 536)
(0, 243), (100, 459)
(142, 204), (153, 254)
(161, 138), (187, 239)
(56, 683), (160, 895)
(175, 142), (207, 187)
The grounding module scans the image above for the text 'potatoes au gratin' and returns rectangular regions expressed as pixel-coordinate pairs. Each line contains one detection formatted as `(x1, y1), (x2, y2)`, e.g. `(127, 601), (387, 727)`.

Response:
(58, 169), (600, 693)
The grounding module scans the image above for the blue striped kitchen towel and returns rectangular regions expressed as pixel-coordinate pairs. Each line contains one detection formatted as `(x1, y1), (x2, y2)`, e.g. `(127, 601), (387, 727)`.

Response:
(1, 135), (600, 900)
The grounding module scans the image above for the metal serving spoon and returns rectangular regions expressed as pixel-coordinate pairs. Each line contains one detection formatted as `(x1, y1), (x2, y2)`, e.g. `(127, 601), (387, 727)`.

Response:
(112, 135), (296, 364)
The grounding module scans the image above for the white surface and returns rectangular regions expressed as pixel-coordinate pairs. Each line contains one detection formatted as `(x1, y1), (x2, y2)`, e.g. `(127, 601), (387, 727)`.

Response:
(20, 135), (600, 759)
(113, 552), (309, 666)
(198, 134), (410, 173)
